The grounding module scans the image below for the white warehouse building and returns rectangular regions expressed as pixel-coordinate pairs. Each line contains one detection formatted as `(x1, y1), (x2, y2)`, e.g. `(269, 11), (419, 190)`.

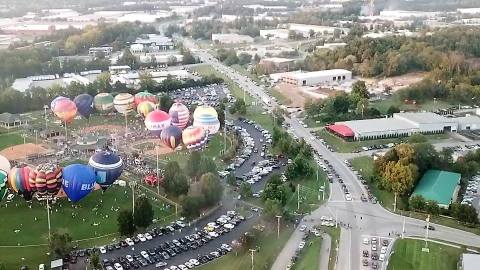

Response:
(327, 112), (480, 141)
(281, 69), (352, 86)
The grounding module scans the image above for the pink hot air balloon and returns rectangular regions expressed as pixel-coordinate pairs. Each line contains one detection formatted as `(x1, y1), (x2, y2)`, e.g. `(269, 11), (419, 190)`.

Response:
(145, 110), (171, 137)
(182, 126), (208, 150)
(52, 97), (77, 123)
(169, 102), (190, 129)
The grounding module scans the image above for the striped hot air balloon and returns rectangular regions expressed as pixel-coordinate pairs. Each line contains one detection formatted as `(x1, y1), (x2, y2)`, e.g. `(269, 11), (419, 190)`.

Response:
(193, 105), (220, 135)
(8, 165), (33, 200)
(145, 110), (171, 137)
(94, 93), (114, 112)
(182, 126), (208, 150)
(160, 125), (182, 150)
(134, 91), (157, 107)
(113, 93), (135, 115)
(137, 101), (156, 118)
(29, 163), (63, 197)
(169, 102), (190, 129)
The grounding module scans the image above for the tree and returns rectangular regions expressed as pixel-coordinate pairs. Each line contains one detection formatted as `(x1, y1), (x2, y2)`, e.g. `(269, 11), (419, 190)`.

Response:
(226, 173), (236, 186)
(409, 134), (427, 144)
(262, 174), (288, 205)
(164, 170), (189, 196)
(200, 173), (223, 206)
(380, 161), (417, 195)
(425, 200), (440, 216)
(181, 195), (204, 220)
(133, 196), (154, 228)
(387, 105), (400, 116)
(49, 232), (73, 259)
(263, 199), (283, 218)
(139, 71), (156, 91)
(198, 157), (217, 177)
(409, 195), (426, 211)
(90, 250), (100, 270)
(117, 209), (135, 236)
(239, 182), (253, 199)
(229, 99), (247, 115)
(238, 53), (252, 65)
(158, 94), (173, 111)
(351, 80), (369, 100)
(182, 50), (197, 64)
(186, 151), (202, 178)
(119, 48), (137, 68)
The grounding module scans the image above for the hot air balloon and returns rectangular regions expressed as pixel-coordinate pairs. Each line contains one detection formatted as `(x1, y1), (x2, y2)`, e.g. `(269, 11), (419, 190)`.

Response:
(29, 163), (62, 198)
(137, 101), (156, 118)
(145, 110), (171, 137)
(193, 105), (220, 134)
(182, 126), (208, 150)
(113, 93), (135, 115)
(169, 102), (190, 129)
(74, 94), (94, 118)
(8, 165), (33, 200)
(94, 93), (114, 112)
(134, 91), (157, 107)
(51, 97), (77, 123)
(0, 154), (10, 173)
(160, 125), (182, 150)
(62, 164), (96, 202)
(51, 96), (68, 111)
(88, 151), (123, 190)
(0, 170), (7, 201)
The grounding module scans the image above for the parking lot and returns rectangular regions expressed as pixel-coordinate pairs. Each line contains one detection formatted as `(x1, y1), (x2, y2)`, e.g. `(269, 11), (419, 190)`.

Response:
(359, 235), (393, 269)
(461, 175), (480, 216)
(170, 84), (228, 107)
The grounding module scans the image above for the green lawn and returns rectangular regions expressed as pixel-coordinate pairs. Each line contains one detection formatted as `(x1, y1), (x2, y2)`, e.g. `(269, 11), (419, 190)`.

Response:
(197, 225), (295, 270)
(0, 132), (25, 150)
(269, 88), (292, 106)
(316, 129), (448, 153)
(293, 236), (322, 270)
(388, 239), (463, 270)
(0, 185), (175, 269)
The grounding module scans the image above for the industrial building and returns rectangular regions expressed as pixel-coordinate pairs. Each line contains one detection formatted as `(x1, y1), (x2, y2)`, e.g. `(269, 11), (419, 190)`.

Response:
(132, 34), (174, 52)
(327, 112), (480, 141)
(281, 69), (352, 86)
(211, 34), (254, 44)
(258, 58), (295, 74)
(88, 46), (113, 57)
(411, 170), (461, 208)
(260, 29), (289, 40)
(288, 23), (348, 38)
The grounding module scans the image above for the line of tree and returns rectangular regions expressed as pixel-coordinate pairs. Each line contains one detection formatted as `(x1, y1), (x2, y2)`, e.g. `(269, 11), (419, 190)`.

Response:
(117, 196), (154, 236)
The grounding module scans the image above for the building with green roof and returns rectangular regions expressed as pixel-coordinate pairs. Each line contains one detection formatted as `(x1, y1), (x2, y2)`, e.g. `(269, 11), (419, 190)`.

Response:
(411, 170), (461, 208)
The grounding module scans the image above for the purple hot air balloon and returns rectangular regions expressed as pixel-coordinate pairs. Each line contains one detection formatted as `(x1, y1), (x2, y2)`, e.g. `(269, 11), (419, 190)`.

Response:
(74, 94), (94, 118)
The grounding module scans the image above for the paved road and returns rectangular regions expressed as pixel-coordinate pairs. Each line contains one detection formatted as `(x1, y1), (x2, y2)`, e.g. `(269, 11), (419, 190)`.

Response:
(177, 39), (480, 270)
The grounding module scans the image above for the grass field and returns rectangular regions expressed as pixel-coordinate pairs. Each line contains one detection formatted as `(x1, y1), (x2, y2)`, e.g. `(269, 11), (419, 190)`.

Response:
(269, 88), (292, 106)
(0, 185), (175, 269)
(387, 239), (463, 270)
(293, 236), (322, 270)
(197, 225), (294, 270)
(372, 96), (452, 114)
(0, 132), (25, 151)
(316, 129), (448, 153)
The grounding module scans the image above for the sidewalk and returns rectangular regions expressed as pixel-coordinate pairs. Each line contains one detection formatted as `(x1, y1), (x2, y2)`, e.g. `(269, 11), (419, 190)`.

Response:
(319, 233), (332, 270)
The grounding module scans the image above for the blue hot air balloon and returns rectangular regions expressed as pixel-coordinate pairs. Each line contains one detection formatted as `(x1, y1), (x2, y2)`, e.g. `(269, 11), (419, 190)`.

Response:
(74, 94), (94, 118)
(62, 164), (96, 202)
(88, 151), (123, 190)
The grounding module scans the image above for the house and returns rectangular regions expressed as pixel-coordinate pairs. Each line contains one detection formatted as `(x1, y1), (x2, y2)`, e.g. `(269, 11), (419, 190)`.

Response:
(0, 113), (27, 129)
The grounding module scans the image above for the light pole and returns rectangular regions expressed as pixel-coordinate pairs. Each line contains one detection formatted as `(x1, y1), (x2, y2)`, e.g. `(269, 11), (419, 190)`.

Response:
(297, 183), (300, 211)
(249, 249), (256, 270)
(156, 144), (160, 195)
(275, 215), (282, 239)
(129, 181), (136, 215)
(34, 129), (38, 145)
(402, 216), (406, 238)
(43, 105), (48, 131)
(46, 198), (51, 242)
(319, 185), (325, 201)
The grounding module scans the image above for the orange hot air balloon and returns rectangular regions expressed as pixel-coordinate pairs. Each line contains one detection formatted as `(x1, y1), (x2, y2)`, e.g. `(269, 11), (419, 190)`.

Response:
(52, 97), (77, 123)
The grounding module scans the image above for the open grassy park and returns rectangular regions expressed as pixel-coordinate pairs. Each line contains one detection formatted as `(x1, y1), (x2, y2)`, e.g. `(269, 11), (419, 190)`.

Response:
(388, 239), (464, 270)
(0, 132), (25, 150)
(292, 236), (322, 270)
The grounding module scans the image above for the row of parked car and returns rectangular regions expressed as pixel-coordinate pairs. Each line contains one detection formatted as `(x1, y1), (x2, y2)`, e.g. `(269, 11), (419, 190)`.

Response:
(362, 237), (390, 269)
(102, 211), (244, 270)
(462, 175), (480, 206)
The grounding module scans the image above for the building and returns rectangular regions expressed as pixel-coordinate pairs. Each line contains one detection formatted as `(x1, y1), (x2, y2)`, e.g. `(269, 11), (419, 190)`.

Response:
(0, 113), (27, 129)
(459, 253), (480, 270)
(211, 34), (254, 44)
(288, 23), (348, 37)
(88, 46), (112, 57)
(316, 42), (347, 50)
(258, 58), (294, 74)
(133, 34), (174, 52)
(411, 170), (461, 208)
(327, 112), (464, 141)
(109, 65), (131, 74)
(260, 29), (289, 40)
(281, 69), (352, 86)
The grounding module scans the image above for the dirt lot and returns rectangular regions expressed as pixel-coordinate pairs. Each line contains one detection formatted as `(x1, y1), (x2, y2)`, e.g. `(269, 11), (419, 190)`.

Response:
(275, 83), (309, 108)
(82, 125), (123, 133)
(132, 139), (173, 156)
(361, 72), (427, 93)
(0, 143), (53, 161)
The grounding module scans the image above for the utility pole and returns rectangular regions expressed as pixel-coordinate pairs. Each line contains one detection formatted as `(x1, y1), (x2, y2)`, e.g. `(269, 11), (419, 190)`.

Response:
(276, 215), (282, 239)
(34, 130), (38, 145)
(394, 192), (397, 212)
(423, 215), (430, 252)
(46, 198), (51, 242)
(130, 181), (136, 216)
(156, 144), (160, 195)
(297, 184), (300, 211)
(223, 109), (227, 153)
(402, 216), (406, 238)
(249, 249), (256, 270)
(44, 105), (48, 131)
(335, 208), (338, 228)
